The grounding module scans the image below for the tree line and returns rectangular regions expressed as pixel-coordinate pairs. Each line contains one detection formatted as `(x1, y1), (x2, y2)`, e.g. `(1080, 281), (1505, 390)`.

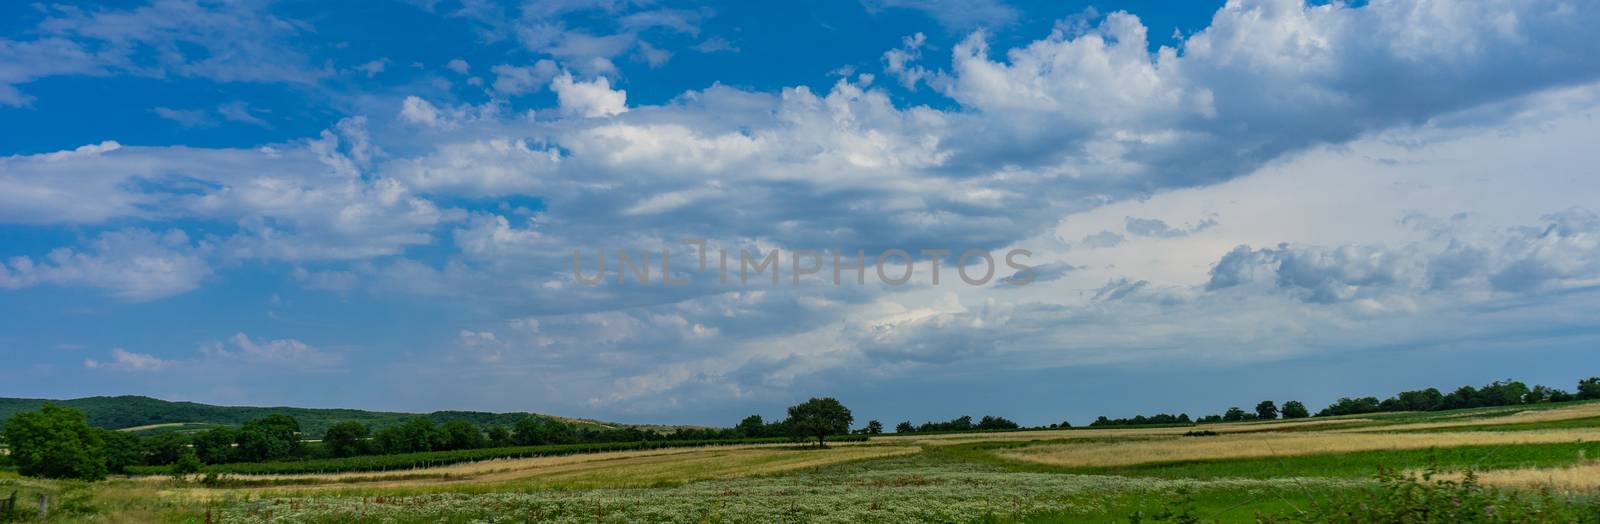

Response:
(0, 397), (857, 481)
(1084, 376), (1600, 428)
(889, 415), (1022, 434)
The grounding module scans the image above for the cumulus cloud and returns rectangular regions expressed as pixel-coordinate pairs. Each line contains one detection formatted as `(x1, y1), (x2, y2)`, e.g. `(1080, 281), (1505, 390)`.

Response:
(85, 348), (173, 372)
(1208, 209), (1600, 303)
(1, 1), (327, 103)
(551, 73), (628, 117)
(1124, 216), (1217, 238)
(4, 0), (1600, 418)
(0, 229), (211, 301)
(202, 333), (340, 370)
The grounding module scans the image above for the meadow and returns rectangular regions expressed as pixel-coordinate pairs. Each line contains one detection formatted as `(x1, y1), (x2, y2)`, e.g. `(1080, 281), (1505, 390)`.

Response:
(6, 401), (1600, 523)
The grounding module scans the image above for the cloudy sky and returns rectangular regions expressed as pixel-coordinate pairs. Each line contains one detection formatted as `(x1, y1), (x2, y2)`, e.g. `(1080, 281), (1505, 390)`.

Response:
(3, 0), (1599, 427)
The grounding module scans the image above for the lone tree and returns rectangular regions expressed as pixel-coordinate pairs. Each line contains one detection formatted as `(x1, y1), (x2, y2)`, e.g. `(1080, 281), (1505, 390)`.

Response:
(1281, 400), (1310, 419)
(2, 404), (108, 480)
(786, 397), (853, 447)
(1223, 407), (1247, 422)
(1255, 401), (1279, 421)
(865, 420), (884, 435)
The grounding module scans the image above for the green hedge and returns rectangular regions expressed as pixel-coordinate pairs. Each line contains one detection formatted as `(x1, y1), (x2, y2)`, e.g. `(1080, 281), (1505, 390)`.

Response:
(126, 435), (869, 476)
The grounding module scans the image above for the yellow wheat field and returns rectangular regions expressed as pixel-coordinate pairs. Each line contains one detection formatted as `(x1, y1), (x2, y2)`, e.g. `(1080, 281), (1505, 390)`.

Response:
(1337, 402), (1600, 433)
(995, 428), (1600, 468)
(1432, 460), (1600, 491)
(876, 417), (1372, 447)
(149, 443), (919, 499)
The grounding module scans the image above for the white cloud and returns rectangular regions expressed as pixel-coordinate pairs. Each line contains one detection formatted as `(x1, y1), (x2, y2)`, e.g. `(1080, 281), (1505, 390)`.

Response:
(202, 333), (340, 370)
(0, 229), (211, 301)
(2, 2), (328, 104)
(399, 96), (443, 127)
(490, 60), (558, 96)
(388, 138), (561, 196)
(551, 73), (628, 117)
(85, 348), (173, 372)
(356, 58), (389, 77)
(446, 58), (470, 74)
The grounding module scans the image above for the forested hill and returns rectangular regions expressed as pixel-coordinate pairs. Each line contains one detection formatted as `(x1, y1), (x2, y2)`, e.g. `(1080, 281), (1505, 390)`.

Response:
(0, 395), (604, 438)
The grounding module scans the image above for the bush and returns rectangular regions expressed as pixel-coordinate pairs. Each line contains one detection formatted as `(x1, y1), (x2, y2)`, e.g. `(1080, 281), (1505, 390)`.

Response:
(170, 450), (203, 479)
(1, 404), (107, 481)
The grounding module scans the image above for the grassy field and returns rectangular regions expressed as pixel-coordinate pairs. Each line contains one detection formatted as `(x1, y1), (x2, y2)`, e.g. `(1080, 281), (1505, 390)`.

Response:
(8, 402), (1600, 523)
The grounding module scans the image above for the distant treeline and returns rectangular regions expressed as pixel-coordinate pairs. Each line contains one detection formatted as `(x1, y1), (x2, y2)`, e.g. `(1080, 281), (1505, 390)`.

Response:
(891, 415), (1023, 433)
(0, 395), (544, 438)
(1316, 377), (1600, 416)
(2, 397), (861, 480)
(1086, 376), (1600, 428)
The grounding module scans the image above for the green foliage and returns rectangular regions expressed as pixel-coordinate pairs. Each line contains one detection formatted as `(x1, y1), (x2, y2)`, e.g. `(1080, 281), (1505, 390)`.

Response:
(322, 421), (370, 458)
(511, 416), (576, 446)
(170, 449), (203, 477)
(236, 414), (302, 462)
(374, 418), (444, 454)
(1320, 377), (1598, 417)
(977, 416), (1020, 430)
(1127, 487), (1201, 524)
(1280, 401), (1310, 419)
(1579, 377), (1600, 400)
(97, 429), (143, 474)
(786, 397), (853, 447)
(1091, 413), (1192, 427)
(0, 395), (569, 439)
(141, 432), (189, 466)
(441, 420), (485, 450)
(484, 425), (512, 447)
(1222, 407), (1247, 422)
(191, 426), (238, 464)
(1254, 401), (1278, 420)
(1, 404), (107, 480)
(865, 420), (883, 434)
(735, 415), (766, 437)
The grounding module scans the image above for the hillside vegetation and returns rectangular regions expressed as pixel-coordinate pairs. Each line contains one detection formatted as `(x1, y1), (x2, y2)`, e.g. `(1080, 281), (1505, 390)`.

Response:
(0, 396), (596, 439)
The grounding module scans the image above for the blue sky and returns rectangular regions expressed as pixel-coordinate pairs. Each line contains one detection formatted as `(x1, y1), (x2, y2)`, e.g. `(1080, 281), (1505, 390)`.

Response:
(3, 0), (1600, 427)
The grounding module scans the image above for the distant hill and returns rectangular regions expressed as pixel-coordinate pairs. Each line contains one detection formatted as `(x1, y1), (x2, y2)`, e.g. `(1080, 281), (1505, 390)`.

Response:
(0, 395), (614, 439)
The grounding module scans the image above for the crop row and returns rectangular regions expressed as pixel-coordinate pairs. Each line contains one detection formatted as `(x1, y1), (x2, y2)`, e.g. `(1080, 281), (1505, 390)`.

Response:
(125, 435), (869, 476)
